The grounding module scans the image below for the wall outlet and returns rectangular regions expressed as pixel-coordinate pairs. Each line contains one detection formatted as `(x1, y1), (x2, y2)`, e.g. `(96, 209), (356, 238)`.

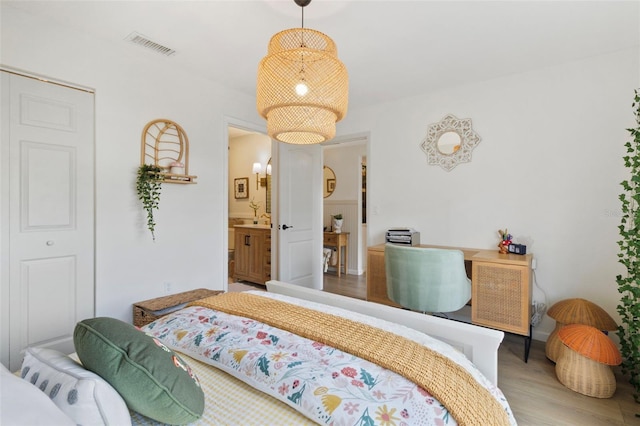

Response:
(531, 300), (547, 327)
(531, 258), (537, 270)
(164, 282), (172, 294)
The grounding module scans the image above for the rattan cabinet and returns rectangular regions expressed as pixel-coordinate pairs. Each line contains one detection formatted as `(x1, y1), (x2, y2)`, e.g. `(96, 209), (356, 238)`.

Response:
(366, 243), (532, 337)
(366, 247), (400, 307)
(471, 261), (530, 335)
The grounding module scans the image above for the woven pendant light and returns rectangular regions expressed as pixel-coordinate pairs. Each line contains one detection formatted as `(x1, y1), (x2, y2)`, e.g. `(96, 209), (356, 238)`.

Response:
(256, 0), (348, 145)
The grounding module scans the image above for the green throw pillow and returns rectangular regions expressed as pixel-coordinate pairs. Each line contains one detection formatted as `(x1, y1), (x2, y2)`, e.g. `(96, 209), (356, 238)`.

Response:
(73, 317), (204, 425)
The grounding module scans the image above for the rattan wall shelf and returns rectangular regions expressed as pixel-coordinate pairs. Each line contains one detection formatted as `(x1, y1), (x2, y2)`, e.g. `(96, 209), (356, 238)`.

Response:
(140, 119), (197, 184)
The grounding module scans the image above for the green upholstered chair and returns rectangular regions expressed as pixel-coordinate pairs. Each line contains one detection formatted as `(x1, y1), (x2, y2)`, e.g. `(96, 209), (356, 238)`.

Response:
(385, 244), (471, 314)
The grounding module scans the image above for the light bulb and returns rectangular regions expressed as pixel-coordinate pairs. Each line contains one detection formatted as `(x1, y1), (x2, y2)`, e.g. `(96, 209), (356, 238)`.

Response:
(295, 81), (308, 96)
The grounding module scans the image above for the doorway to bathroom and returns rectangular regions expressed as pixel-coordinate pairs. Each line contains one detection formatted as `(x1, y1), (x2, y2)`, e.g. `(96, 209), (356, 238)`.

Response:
(225, 124), (369, 292)
(227, 126), (272, 286)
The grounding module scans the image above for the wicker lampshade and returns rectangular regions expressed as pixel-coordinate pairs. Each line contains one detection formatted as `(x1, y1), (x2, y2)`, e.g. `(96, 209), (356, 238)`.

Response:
(557, 324), (621, 365)
(257, 26), (348, 145)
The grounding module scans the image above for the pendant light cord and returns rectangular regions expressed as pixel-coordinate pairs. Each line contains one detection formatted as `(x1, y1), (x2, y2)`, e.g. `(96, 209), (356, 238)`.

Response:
(300, 3), (305, 48)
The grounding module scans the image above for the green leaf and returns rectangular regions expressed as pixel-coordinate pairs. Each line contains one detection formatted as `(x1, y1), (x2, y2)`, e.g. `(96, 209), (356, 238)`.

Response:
(136, 164), (163, 240)
(617, 88), (640, 403)
(355, 408), (375, 426)
(359, 368), (378, 390)
(287, 383), (306, 405)
(257, 355), (270, 376)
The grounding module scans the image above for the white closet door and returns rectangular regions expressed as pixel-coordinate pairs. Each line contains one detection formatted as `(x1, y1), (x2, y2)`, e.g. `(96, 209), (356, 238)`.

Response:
(1, 71), (95, 371)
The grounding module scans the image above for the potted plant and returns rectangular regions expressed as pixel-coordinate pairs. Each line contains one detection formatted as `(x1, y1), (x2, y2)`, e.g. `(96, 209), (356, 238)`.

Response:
(332, 213), (343, 233)
(249, 197), (261, 224)
(136, 164), (163, 240)
(617, 88), (640, 411)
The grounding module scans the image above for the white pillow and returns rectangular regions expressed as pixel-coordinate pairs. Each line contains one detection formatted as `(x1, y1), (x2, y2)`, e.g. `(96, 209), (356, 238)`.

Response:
(20, 347), (132, 426)
(1, 362), (75, 426)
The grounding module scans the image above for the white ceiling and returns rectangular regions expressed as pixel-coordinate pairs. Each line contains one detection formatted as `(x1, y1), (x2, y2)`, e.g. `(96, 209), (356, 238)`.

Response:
(5, 1), (640, 112)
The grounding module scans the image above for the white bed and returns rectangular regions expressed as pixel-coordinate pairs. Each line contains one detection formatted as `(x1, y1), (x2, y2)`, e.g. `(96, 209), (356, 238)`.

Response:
(266, 280), (504, 386)
(138, 281), (513, 424)
(5, 280), (511, 426)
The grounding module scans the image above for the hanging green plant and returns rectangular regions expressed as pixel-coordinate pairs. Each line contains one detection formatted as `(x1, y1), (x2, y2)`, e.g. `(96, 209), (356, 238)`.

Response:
(136, 164), (163, 240)
(617, 88), (640, 411)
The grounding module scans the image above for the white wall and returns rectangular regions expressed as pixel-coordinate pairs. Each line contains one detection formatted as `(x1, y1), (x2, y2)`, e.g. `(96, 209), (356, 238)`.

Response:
(1, 6), (263, 322)
(338, 48), (640, 340)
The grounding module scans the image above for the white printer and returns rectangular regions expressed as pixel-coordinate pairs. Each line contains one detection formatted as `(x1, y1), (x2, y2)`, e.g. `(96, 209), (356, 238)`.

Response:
(385, 228), (420, 246)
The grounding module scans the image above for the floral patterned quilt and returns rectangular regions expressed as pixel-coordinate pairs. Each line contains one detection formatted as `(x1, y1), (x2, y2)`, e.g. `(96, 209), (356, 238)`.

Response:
(143, 293), (515, 426)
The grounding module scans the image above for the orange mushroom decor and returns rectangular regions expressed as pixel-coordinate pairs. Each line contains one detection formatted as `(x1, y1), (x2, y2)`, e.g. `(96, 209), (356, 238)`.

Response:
(545, 298), (617, 362)
(555, 324), (622, 398)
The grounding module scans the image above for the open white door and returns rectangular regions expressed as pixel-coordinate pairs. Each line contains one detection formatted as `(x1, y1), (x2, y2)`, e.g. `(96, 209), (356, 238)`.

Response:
(276, 142), (323, 289)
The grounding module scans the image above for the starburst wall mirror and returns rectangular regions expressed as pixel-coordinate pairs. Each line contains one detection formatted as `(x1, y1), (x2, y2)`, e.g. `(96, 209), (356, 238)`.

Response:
(420, 114), (481, 171)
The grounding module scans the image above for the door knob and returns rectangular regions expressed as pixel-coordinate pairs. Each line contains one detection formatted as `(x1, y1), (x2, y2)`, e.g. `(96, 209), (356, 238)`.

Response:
(282, 224), (293, 230)
(46, 240), (54, 246)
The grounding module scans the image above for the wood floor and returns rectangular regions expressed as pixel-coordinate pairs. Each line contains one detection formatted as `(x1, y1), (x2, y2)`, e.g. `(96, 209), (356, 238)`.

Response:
(232, 273), (640, 425)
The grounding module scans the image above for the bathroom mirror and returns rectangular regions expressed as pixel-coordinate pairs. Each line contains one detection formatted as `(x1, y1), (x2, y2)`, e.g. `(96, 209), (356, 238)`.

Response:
(419, 114), (481, 171)
(265, 158), (272, 214)
(323, 166), (336, 198)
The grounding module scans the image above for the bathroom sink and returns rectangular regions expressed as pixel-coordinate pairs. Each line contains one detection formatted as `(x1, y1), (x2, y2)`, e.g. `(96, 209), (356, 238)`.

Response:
(234, 224), (271, 229)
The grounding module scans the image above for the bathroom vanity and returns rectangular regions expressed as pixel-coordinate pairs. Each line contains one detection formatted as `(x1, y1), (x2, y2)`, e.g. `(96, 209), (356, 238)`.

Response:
(233, 225), (271, 285)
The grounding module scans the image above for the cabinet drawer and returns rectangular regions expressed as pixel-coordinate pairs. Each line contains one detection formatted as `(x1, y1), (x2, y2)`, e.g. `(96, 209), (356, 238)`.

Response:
(324, 233), (338, 245)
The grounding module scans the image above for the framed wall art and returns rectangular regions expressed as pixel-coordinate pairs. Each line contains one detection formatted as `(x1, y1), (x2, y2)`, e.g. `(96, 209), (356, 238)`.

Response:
(327, 178), (336, 193)
(234, 177), (249, 199)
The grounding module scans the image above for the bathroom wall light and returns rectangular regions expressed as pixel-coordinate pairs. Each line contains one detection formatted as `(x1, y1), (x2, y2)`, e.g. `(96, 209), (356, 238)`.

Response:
(252, 162), (272, 189)
(252, 162), (262, 190)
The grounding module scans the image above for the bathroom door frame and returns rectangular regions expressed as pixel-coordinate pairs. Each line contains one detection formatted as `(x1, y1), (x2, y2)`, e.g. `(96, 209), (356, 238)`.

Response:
(223, 117), (371, 289)
(223, 117), (268, 290)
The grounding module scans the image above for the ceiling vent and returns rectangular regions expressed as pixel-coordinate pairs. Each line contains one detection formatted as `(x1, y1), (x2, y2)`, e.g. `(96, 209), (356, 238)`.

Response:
(125, 32), (176, 57)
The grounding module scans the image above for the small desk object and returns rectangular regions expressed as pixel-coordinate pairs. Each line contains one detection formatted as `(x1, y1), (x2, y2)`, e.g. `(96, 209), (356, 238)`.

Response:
(367, 243), (533, 361)
(323, 232), (349, 277)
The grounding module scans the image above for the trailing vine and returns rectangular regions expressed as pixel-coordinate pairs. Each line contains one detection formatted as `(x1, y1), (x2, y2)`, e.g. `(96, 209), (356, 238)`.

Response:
(136, 164), (163, 241)
(617, 88), (640, 409)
